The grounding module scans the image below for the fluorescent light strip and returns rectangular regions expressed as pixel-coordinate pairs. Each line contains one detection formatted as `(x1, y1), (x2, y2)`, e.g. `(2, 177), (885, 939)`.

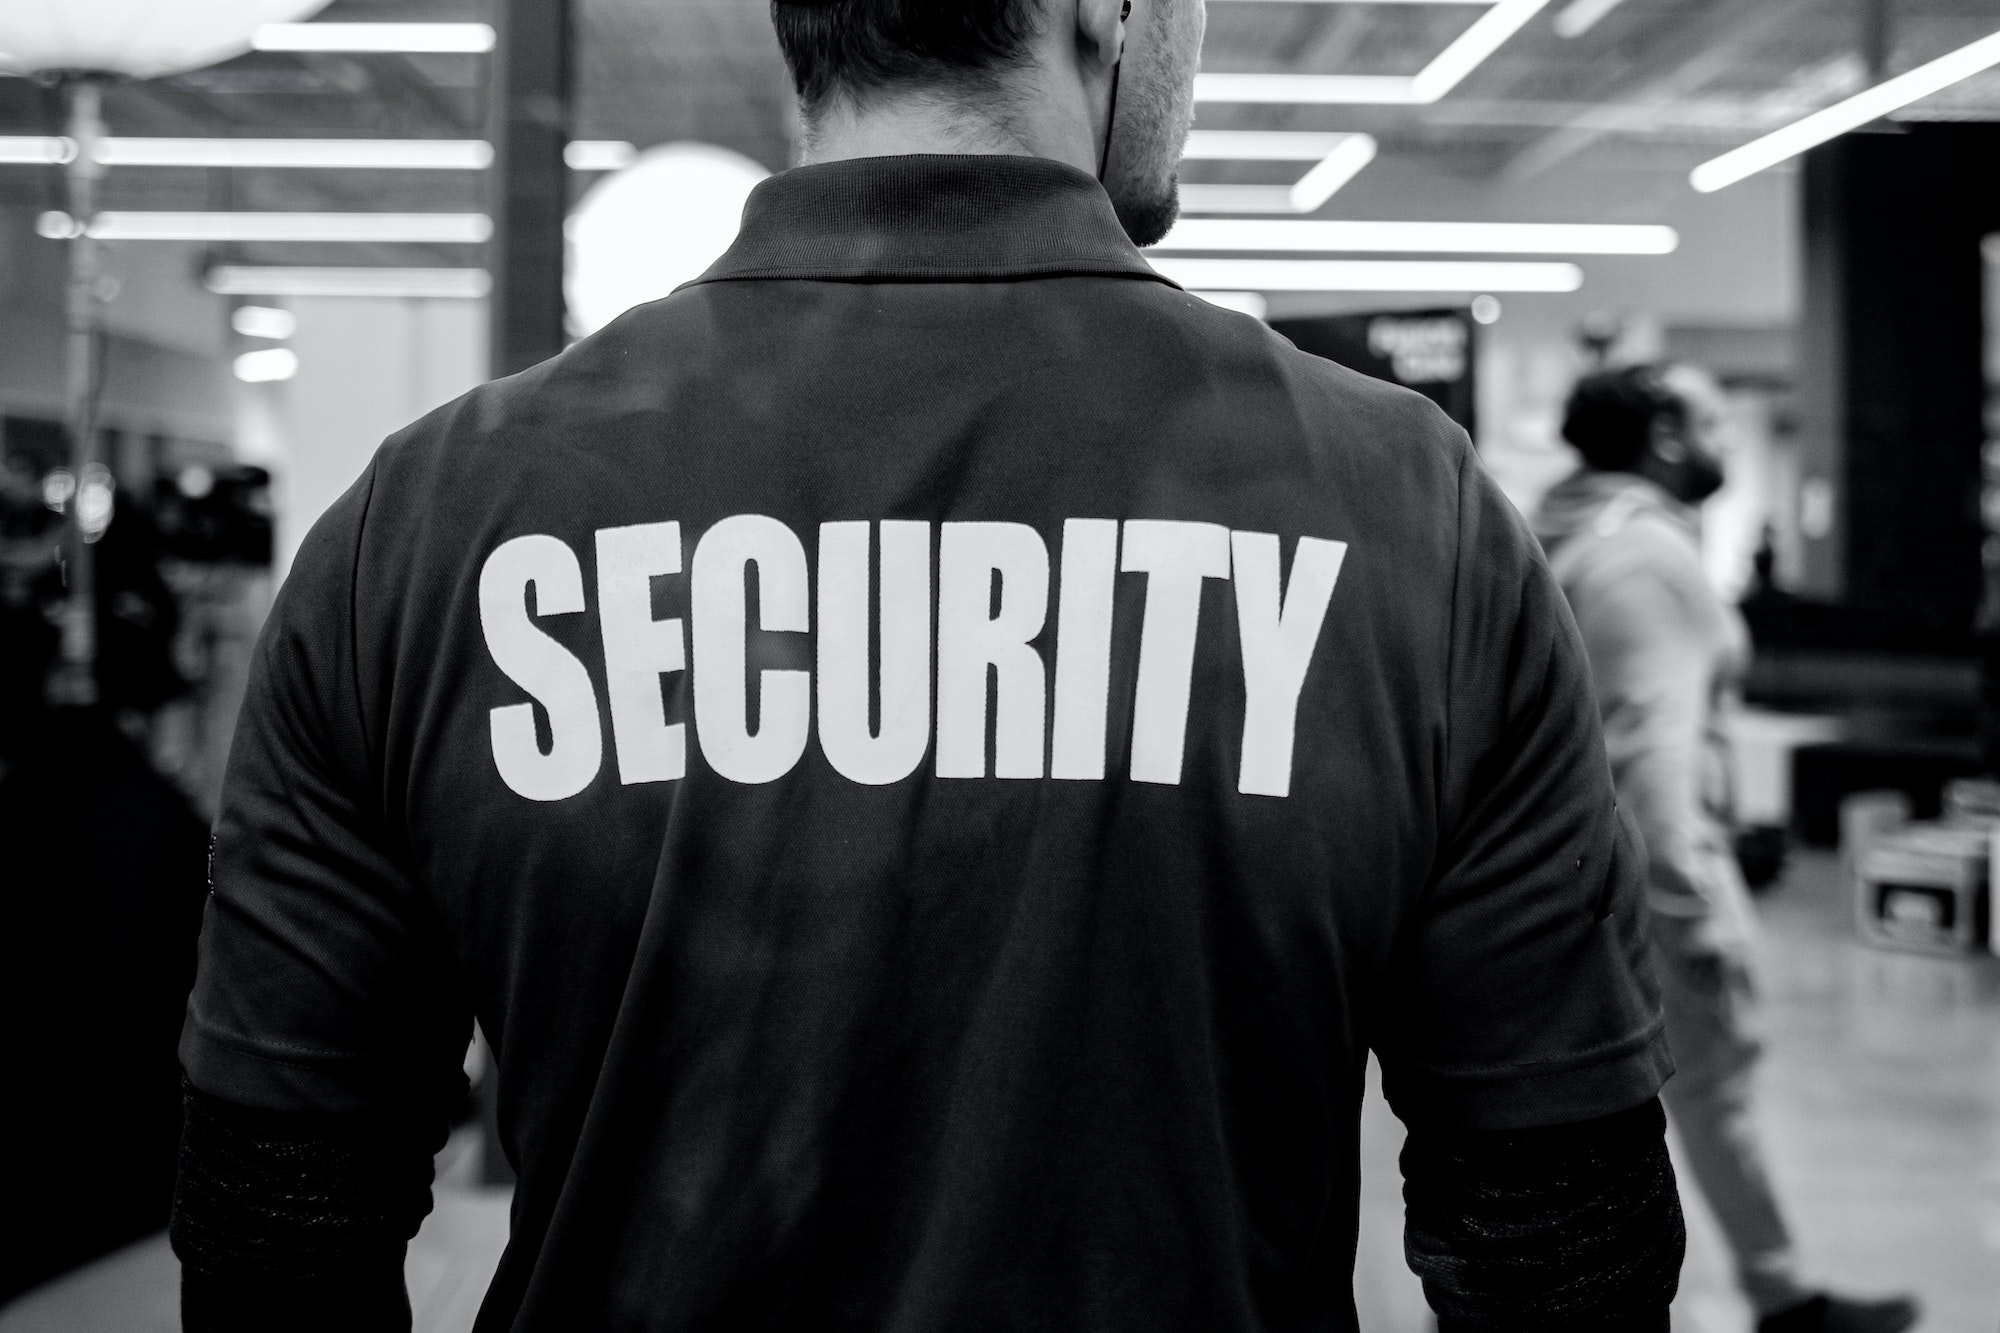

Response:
(1691, 26), (2000, 192)
(1197, 0), (1553, 104)
(232, 306), (297, 339)
(1181, 131), (1362, 160)
(0, 137), (67, 164)
(1194, 73), (1423, 104)
(1189, 291), (1271, 320)
(1410, 0), (1555, 100)
(252, 22), (496, 53)
(1552, 0), (1630, 38)
(1179, 133), (1378, 214)
(206, 266), (492, 299)
(1289, 135), (1378, 210)
(234, 347), (299, 383)
(1153, 218), (1677, 254)
(102, 138), (493, 169)
(39, 211), (491, 244)
(1208, 0), (1494, 5)
(1179, 186), (1303, 214)
(0, 137), (634, 172)
(1152, 258), (1584, 292)
(565, 140), (638, 171)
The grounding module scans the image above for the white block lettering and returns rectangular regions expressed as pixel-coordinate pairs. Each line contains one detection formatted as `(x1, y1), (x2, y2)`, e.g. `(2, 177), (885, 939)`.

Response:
(936, 521), (1049, 779)
(1050, 518), (1119, 780)
(691, 514), (811, 784)
(478, 534), (603, 801)
(1232, 531), (1346, 797)
(595, 521), (686, 784)
(817, 521), (933, 784)
(1122, 520), (1231, 785)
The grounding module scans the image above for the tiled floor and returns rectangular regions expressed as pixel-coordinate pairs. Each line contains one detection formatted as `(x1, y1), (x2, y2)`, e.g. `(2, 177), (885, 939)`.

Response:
(4, 851), (1996, 1332)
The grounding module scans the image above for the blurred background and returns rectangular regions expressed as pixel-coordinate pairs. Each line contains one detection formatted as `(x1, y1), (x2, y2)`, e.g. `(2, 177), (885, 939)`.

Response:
(0, 0), (1997, 1330)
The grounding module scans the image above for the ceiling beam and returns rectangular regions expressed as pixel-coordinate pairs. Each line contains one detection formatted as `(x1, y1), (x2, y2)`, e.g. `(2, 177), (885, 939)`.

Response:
(1494, 0), (1820, 182)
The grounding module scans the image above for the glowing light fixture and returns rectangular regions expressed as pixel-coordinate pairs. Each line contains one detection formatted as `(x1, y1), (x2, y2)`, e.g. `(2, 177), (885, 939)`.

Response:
(232, 305), (296, 339)
(207, 266), (492, 299)
(1193, 74), (1422, 104)
(1182, 131), (1362, 160)
(1177, 131), (1377, 215)
(1189, 291), (1271, 320)
(1150, 258), (1584, 292)
(0, 0), (327, 78)
(1691, 26), (2000, 192)
(104, 138), (493, 168)
(251, 22), (495, 53)
(0, 137), (70, 164)
(567, 142), (770, 337)
(1288, 136), (1380, 210)
(38, 210), (490, 243)
(1179, 186), (1310, 214)
(565, 140), (638, 172)
(234, 347), (300, 382)
(1151, 218), (1678, 255)
(1552, 0), (1629, 38)
(0, 136), (638, 172)
(1196, 0), (1553, 105)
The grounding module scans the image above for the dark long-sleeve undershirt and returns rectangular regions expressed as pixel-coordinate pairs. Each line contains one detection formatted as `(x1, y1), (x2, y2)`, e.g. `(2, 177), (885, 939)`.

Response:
(171, 1079), (446, 1333)
(173, 1082), (1682, 1329)
(1402, 1096), (1685, 1331)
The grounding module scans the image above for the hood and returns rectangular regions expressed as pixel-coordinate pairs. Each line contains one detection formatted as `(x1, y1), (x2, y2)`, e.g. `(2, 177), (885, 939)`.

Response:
(1530, 468), (1692, 551)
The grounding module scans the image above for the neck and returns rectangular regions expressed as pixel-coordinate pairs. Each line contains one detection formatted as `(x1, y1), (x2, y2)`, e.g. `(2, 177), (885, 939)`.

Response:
(799, 82), (1103, 177)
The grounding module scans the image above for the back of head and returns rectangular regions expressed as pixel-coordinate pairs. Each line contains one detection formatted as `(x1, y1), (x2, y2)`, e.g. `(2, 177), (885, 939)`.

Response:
(1561, 365), (1683, 474)
(771, 0), (1041, 120)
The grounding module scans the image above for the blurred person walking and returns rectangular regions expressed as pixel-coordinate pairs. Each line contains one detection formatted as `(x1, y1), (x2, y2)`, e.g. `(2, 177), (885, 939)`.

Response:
(1535, 365), (1921, 1333)
(171, 2), (1687, 1330)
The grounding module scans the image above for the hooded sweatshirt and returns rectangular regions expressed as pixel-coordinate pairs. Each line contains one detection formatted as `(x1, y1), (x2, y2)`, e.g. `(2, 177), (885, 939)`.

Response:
(1533, 468), (1756, 956)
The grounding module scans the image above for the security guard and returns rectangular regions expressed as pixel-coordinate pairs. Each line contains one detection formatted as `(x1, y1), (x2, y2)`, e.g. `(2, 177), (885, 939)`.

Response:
(173, 1), (1685, 1330)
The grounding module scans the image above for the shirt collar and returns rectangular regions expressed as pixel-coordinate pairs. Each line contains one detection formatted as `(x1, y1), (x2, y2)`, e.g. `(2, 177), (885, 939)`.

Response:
(687, 153), (1179, 289)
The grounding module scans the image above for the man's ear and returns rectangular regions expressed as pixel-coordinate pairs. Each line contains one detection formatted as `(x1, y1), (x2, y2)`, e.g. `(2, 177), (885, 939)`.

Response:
(1074, 0), (1127, 74)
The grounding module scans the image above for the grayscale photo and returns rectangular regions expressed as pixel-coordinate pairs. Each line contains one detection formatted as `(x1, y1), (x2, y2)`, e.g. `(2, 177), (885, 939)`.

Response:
(0, 0), (1995, 1330)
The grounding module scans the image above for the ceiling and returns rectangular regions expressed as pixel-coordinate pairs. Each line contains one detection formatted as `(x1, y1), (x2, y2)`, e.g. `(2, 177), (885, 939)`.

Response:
(0, 0), (1995, 271)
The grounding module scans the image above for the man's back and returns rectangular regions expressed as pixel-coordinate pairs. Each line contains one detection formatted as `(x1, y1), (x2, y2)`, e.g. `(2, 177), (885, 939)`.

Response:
(180, 157), (1669, 1332)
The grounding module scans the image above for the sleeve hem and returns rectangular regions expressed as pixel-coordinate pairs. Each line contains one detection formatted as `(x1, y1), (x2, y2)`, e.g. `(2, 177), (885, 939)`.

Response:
(1392, 1012), (1667, 1085)
(182, 1023), (420, 1115)
(1384, 1027), (1674, 1133)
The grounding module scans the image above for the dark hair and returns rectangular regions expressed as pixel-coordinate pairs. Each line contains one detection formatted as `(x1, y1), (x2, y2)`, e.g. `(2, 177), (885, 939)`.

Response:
(1561, 365), (1685, 473)
(770, 0), (1042, 113)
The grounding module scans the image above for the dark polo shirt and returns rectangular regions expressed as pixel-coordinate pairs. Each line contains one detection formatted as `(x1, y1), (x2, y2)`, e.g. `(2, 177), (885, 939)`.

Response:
(183, 154), (1668, 1333)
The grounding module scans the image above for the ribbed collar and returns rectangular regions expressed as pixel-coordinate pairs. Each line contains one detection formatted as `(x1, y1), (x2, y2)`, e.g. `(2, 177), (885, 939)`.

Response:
(687, 154), (1178, 288)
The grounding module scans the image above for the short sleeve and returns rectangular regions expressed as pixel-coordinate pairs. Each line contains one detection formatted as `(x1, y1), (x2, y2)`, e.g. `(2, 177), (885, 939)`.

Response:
(180, 465), (470, 1116)
(1373, 447), (1670, 1132)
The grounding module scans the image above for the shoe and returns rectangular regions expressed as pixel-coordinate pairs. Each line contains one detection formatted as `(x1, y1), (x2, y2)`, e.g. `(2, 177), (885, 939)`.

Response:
(1756, 1293), (1921, 1333)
